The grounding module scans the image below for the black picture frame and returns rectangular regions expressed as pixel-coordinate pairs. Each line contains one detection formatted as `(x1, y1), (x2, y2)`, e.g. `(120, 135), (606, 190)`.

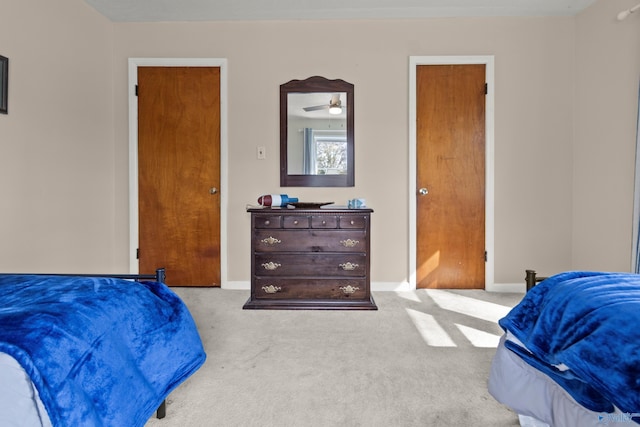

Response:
(0, 55), (7, 114)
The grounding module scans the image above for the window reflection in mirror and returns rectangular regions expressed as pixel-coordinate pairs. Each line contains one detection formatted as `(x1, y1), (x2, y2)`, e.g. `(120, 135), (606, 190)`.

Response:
(286, 92), (347, 175)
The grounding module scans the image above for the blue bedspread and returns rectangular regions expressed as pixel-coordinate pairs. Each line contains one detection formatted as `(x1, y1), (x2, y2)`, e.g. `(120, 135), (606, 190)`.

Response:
(500, 271), (640, 417)
(0, 275), (206, 427)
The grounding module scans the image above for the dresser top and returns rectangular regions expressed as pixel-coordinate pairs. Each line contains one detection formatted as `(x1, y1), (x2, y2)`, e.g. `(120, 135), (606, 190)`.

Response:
(247, 207), (373, 214)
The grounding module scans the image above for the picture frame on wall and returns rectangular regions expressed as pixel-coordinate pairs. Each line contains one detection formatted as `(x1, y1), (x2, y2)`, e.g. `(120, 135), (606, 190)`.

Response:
(0, 55), (7, 114)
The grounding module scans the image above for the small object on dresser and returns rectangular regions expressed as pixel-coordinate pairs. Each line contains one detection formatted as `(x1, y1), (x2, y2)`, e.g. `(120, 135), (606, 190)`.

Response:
(258, 194), (299, 207)
(288, 202), (334, 209)
(348, 198), (366, 209)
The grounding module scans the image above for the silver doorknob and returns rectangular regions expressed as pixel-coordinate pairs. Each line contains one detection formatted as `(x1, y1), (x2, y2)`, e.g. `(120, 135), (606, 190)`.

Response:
(419, 188), (428, 195)
(210, 187), (218, 194)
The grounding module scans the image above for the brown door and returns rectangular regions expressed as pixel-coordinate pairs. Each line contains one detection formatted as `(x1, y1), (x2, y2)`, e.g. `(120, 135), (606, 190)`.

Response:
(137, 66), (221, 286)
(416, 64), (485, 289)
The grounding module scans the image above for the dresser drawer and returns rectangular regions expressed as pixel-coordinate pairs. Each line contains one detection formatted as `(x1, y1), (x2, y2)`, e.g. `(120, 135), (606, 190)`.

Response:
(311, 215), (338, 228)
(254, 215), (282, 228)
(254, 253), (367, 276)
(253, 278), (368, 300)
(253, 230), (367, 252)
(283, 215), (310, 228)
(339, 215), (368, 229)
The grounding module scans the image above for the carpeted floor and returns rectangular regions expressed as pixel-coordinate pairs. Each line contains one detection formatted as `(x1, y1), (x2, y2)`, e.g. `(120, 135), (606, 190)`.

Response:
(145, 288), (523, 427)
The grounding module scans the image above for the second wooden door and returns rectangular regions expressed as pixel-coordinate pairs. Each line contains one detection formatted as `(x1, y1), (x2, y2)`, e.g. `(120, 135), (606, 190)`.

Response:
(416, 64), (486, 289)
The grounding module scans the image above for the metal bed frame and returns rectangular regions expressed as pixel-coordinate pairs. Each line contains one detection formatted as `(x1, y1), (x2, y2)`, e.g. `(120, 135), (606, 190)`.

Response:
(525, 269), (547, 292)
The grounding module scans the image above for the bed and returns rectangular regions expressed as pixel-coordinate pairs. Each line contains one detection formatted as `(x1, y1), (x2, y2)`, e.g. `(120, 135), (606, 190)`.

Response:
(488, 270), (640, 426)
(0, 268), (206, 427)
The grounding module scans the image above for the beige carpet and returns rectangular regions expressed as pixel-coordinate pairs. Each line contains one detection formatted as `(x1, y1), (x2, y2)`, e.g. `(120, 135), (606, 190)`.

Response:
(145, 288), (523, 427)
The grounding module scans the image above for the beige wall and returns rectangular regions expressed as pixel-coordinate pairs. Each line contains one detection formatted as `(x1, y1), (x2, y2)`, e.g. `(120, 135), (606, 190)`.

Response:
(2, 0), (638, 286)
(113, 18), (576, 286)
(0, 0), (115, 272)
(573, 0), (640, 271)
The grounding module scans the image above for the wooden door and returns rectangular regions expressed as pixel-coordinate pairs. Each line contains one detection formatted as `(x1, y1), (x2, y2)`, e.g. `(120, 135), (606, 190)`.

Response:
(416, 64), (485, 289)
(137, 67), (221, 286)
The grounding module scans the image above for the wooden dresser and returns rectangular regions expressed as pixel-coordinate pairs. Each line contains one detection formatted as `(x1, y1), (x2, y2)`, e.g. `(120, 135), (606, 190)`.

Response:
(244, 207), (376, 310)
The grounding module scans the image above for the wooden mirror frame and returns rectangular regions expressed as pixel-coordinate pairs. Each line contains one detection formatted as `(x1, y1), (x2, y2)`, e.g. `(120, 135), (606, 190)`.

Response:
(280, 76), (354, 187)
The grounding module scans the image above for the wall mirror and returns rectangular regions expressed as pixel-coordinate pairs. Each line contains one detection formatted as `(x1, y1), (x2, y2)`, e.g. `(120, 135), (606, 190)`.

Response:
(280, 76), (354, 187)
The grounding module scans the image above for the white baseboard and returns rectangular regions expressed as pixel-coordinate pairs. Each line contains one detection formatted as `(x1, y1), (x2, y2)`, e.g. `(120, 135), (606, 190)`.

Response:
(222, 281), (250, 290)
(375, 281), (525, 293)
(485, 282), (526, 293)
(372, 281), (413, 292)
(222, 280), (525, 293)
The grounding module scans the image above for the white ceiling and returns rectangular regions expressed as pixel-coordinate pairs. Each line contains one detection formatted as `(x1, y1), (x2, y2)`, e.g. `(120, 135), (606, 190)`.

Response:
(84, 0), (598, 22)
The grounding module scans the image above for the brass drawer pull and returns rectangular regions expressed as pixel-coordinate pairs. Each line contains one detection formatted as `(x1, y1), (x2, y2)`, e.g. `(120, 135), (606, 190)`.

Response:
(340, 239), (359, 248)
(339, 285), (360, 294)
(261, 236), (282, 245)
(262, 285), (282, 294)
(339, 262), (359, 271)
(261, 262), (282, 271)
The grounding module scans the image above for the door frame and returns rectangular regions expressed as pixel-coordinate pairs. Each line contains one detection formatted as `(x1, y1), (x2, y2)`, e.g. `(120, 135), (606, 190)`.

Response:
(127, 58), (228, 286)
(409, 56), (495, 290)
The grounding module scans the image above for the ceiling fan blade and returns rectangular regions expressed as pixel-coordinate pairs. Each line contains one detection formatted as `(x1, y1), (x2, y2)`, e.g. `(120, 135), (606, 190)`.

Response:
(303, 104), (329, 112)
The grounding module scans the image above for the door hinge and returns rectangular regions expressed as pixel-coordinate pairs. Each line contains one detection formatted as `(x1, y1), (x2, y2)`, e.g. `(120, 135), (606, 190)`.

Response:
(135, 85), (139, 96)
(484, 83), (488, 95)
(136, 248), (140, 259)
(484, 251), (487, 262)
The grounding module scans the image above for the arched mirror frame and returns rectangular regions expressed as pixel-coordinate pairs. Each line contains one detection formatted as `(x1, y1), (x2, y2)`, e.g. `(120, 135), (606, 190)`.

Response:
(280, 76), (355, 187)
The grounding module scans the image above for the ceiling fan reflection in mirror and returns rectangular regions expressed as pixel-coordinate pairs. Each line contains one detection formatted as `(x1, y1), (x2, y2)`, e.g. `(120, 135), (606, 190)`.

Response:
(303, 93), (344, 115)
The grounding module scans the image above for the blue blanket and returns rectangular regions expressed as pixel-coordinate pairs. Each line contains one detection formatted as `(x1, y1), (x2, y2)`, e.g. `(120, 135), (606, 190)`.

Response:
(500, 271), (640, 417)
(0, 275), (206, 427)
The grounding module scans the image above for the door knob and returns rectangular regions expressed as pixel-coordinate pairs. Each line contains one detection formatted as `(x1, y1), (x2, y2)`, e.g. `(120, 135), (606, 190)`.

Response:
(419, 188), (428, 196)
(210, 187), (218, 194)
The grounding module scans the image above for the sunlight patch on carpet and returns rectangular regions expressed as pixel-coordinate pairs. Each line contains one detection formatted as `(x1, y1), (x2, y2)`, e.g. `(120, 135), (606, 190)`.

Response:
(455, 323), (501, 348)
(405, 308), (456, 347)
(424, 289), (512, 323)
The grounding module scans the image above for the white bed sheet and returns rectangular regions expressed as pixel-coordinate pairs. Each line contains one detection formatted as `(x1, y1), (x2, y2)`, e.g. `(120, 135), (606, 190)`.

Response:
(489, 334), (634, 427)
(0, 352), (52, 427)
